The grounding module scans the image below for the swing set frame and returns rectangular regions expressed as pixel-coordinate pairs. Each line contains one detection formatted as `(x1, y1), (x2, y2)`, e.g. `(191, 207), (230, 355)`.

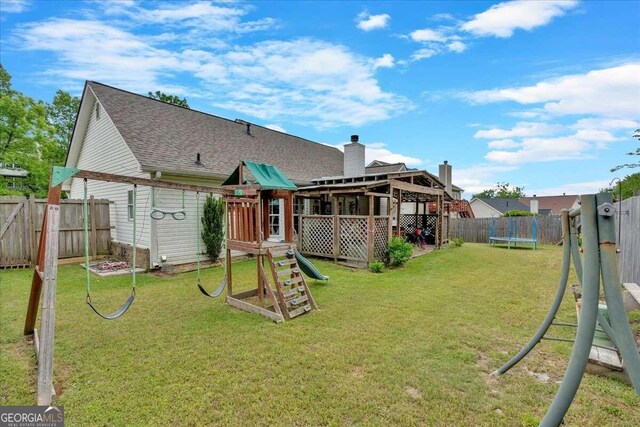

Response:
(24, 166), (250, 405)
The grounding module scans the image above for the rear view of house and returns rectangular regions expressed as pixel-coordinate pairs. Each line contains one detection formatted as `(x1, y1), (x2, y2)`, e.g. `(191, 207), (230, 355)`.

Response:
(65, 81), (343, 269)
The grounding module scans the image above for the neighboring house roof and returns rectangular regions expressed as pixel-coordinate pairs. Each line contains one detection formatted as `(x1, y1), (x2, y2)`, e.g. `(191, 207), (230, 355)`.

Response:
(365, 160), (464, 193)
(68, 81), (344, 184)
(539, 208), (553, 216)
(0, 163), (28, 178)
(475, 198), (529, 214)
(519, 195), (579, 214)
(365, 161), (408, 174)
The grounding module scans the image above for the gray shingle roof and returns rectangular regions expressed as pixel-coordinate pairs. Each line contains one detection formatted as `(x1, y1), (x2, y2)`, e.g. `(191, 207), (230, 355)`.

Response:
(365, 162), (407, 174)
(88, 82), (344, 184)
(479, 198), (529, 213)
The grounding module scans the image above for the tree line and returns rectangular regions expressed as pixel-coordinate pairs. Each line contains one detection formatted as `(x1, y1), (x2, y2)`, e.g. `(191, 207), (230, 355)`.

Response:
(0, 64), (189, 198)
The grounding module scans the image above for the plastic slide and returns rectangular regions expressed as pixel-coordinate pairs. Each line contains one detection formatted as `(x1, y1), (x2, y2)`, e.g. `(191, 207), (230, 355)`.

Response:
(294, 250), (329, 281)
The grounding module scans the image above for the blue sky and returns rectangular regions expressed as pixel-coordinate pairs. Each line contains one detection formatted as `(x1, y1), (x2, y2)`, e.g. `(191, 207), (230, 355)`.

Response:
(1, 0), (639, 197)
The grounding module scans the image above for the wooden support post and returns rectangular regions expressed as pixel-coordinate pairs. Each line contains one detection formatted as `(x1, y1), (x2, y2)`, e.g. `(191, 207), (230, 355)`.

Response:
(37, 204), (61, 406)
(257, 255), (263, 304)
(297, 197), (303, 248)
(226, 248), (232, 296)
(262, 196), (270, 240)
(436, 195), (442, 248)
(332, 196), (339, 262)
(396, 190), (402, 236)
(284, 192), (293, 242)
(90, 195), (97, 259)
(367, 195), (375, 264)
(25, 185), (61, 336)
(414, 200), (419, 230)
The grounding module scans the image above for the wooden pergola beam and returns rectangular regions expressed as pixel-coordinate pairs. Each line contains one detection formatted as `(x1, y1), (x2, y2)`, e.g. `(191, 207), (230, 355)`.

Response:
(390, 179), (444, 196)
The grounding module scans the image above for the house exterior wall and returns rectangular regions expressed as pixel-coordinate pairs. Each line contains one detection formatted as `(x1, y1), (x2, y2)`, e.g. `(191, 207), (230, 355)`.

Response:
(151, 174), (225, 267)
(69, 100), (152, 260)
(469, 199), (501, 218)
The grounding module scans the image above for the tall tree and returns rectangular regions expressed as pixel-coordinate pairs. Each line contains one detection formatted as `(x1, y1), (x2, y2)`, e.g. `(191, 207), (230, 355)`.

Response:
(472, 182), (525, 199)
(611, 129), (640, 172)
(602, 172), (640, 200)
(0, 64), (55, 197)
(46, 90), (80, 165)
(147, 90), (189, 108)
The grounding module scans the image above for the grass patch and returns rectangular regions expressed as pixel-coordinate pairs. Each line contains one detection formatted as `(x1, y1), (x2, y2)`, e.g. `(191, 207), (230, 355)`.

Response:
(1, 244), (638, 425)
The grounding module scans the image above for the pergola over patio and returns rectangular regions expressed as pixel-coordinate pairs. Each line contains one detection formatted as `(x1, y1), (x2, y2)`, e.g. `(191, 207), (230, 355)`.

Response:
(295, 170), (453, 266)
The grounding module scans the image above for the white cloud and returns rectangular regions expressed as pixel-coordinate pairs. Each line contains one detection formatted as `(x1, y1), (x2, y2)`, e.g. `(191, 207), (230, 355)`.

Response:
(571, 118), (639, 131)
(447, 41), (467, 53)
(411, 47), (440, 61)
(373, 53), (395, 69)
(465, 64), (640, 119)
(432, 13), (456, 22)
(487, 139), (520, 149)
(100, 1), (278, 34)
(474, 122), (564, 139)
(264, 124), (287, 133)
(0, 0), (30, 13)
(530, 180), (611, 197)
(208, 39), (411, 127)
(15, 14), (410, 129)
(461, 0), (579, 38)
(485, 135), (591, 164)
(454, 164), (519, 196)
(327, 142), (424, 166)
(356, 12), (390, 31)
(409, 28), (447, 43)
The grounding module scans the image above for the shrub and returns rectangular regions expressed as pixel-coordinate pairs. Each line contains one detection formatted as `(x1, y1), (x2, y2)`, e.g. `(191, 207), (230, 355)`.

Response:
(450, 237), (464, 247)
(370, 261), (384, 273)
(387, 237), (413, 267)
(502, 210), (533, 217)
(201, 195), (224, 261)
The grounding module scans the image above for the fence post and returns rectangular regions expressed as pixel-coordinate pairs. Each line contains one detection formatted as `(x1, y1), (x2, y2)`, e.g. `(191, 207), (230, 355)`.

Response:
(29, 196), (37, 266)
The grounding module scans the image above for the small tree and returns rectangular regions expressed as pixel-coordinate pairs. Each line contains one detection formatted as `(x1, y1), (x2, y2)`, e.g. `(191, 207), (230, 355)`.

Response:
(473, 182), (525, 199)
(201, 195), (224, 261)
(148, 90), (190, 108)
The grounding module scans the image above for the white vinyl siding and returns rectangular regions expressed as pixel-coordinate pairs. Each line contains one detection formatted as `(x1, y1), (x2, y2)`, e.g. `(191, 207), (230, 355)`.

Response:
(153, 175), (236, 266)
(469, 199), (502, 218)
(69, 100), (152, 256)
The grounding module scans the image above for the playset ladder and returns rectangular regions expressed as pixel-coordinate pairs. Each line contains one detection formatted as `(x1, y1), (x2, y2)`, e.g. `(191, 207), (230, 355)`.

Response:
(267, 246), (317, 320)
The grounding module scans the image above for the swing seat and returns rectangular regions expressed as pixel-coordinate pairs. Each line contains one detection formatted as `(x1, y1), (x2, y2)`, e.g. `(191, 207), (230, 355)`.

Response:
(86, 294), (135, 320)
(197, 277), (227, 298)
(150, 208), (187, 220)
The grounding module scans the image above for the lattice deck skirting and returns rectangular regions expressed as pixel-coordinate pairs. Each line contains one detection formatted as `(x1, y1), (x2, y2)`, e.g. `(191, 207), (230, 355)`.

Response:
(300, 215), (390, 263)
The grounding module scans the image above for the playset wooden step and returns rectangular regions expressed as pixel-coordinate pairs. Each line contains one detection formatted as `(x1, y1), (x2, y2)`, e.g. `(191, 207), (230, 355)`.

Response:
(266, 245), (317, 320)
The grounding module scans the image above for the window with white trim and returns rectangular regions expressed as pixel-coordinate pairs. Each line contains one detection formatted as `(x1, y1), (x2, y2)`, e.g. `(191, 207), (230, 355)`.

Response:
(127, 190), (134, 221)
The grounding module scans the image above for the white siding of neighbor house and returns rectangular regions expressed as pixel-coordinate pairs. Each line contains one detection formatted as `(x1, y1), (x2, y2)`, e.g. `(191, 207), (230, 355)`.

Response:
(69, 100), (152, 257)
(469, 199), (501, 218)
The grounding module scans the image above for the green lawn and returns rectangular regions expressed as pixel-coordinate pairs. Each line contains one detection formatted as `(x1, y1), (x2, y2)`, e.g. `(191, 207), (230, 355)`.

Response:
(1, 244), (638, 426)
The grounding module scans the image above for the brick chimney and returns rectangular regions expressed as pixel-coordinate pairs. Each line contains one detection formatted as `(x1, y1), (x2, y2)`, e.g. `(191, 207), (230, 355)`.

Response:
(438, 160), (452, 196)
(344, 135), (365, 177)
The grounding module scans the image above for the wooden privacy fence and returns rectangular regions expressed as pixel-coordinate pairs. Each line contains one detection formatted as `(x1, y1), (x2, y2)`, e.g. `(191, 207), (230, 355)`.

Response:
(449, 215), (562, 245)
(0, 196), (111, 268)
(614, 195), (639, 285)
(299, 215), (390, 263)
